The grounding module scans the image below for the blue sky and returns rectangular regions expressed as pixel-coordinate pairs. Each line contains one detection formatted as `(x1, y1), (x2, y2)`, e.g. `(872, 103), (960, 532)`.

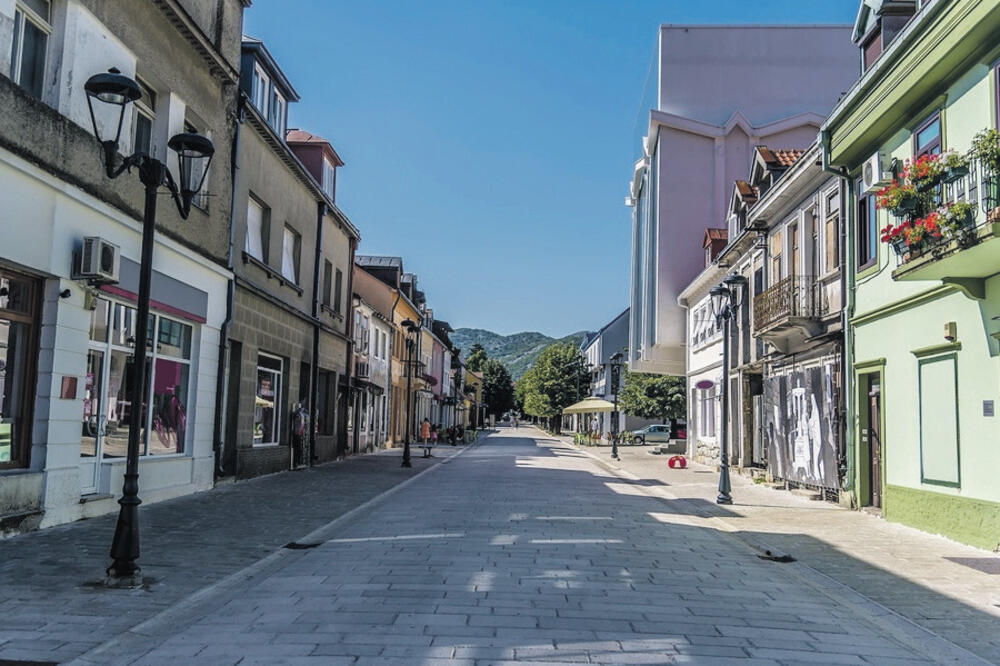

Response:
(244, 0), (858, 337)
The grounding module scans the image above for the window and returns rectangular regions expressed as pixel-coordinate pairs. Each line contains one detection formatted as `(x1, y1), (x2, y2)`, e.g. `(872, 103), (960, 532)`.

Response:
(856, 178), (877, 269)
(245, 195), (269, 262)
(810, 212), (820, 277)
(322, 260), (332, 307)
(322, 158), (335, 201)
(333, 268), (343, 313)
(9, 0), (49, 99)
(316, 370), (335, 436)
(704, 246), (711, 268)
(825, 191), (840, 272)
(132, 77), (157, 156)
(82, 299), (192, 462)
(0, 270), (39, 469)
(769, 231), (783, 282)
(862, 28), (882, 72)
(281, 225), (301, 283)
(254, 354), (282, 445)
(252, 62), (270, 119)
(914, 113), (941, 157)
(789, 223), (799, 275)
(271, 89), (286, 136)
(698, 386), (716, 439)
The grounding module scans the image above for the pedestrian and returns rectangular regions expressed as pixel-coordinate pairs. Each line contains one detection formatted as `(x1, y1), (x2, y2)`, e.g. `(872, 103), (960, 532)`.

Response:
(430, 424), (438, 445)
(420, 418), (431, 444)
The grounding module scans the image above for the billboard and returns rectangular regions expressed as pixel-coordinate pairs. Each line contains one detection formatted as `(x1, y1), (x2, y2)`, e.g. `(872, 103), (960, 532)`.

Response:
(763, 359), (840, 489)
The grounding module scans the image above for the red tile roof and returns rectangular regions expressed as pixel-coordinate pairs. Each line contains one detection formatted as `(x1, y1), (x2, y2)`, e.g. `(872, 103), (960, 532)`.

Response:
(756, 146), (805, 168)
(735, 180), (758, 200)
(705, 228), (727, 241)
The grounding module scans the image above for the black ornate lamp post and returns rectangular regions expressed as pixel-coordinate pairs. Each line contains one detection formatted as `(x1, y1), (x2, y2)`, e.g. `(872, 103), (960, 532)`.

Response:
(84, 69), (214, 586)
(400, 319), (418, 468)
(609, 352), (624, 461)
(709, 273), (748, 505)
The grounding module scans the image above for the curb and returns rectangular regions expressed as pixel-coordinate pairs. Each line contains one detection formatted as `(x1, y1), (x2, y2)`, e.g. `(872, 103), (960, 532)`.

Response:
(67, 439), (483, 665)
(537, 427), (990, 666)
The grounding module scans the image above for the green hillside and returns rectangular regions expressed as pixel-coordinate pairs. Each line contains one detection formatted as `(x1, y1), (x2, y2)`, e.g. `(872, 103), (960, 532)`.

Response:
(451, 328), (591, 379)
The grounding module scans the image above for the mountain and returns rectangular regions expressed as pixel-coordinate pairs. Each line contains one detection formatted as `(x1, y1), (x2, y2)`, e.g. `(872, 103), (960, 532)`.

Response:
(451, 328), (592, 379)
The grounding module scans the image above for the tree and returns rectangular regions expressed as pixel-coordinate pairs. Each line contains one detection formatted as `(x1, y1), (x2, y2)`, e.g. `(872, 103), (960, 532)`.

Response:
(481, 358), (514, 418)
(618, 369), (686, 424)
(465, 343), (488, 372)
(517, 343), (587, 434)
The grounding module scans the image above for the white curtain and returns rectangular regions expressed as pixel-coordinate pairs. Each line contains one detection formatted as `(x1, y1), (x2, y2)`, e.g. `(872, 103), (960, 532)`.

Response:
(281, 227), (297, 282)
(246, 198), (264, 260)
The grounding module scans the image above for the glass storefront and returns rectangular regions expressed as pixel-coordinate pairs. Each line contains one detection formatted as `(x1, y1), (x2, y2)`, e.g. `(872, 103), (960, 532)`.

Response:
(0, 270), (39, 468)
(80, 297), (194, 491)
(254, 353), (282, 445)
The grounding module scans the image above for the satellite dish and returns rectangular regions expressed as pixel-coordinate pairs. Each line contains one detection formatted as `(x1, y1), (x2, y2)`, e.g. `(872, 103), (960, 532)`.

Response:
(695, 379), (714, 390)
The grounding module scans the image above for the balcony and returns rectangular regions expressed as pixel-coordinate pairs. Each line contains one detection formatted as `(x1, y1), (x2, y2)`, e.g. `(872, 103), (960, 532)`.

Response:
(753, 274), (827, 346)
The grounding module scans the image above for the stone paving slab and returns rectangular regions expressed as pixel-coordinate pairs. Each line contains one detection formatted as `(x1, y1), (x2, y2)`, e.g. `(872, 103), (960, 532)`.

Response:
(558, 432), (1000, 664)
(0, 444), (466, 664)
(70, 429), (982, 665)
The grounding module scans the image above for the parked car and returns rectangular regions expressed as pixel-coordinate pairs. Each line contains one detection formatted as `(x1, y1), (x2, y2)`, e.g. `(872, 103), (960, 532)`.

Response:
(631, 420), (686, 446)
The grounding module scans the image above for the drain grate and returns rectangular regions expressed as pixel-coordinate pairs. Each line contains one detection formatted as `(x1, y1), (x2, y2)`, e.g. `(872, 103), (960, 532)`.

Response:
(283, 542), (322, 550)
(758, 550), (796, 563)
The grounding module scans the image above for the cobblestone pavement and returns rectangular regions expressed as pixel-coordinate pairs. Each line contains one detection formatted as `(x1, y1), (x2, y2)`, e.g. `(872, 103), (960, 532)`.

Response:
(557, 432), (1000, 664)
(65, 429), (990, 665)
(0, 444), (462, 665)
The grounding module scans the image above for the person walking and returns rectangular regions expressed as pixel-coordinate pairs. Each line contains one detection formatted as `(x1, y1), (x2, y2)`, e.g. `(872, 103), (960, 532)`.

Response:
(430, 424), (438, 445)
(420, 418), (431, 444)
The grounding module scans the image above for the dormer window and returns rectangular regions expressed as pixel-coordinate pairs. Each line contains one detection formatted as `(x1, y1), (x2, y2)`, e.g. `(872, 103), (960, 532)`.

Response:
(857, 1), (917, 73)
(321, 157), (335, 200)
(270, 89), (286, 136)
(862, 28), (882, 71)
(252, 61), (270, 119)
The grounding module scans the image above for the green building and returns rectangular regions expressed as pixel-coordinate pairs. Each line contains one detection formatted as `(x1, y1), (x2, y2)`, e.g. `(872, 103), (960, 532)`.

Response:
(822, 0), (1000, 550)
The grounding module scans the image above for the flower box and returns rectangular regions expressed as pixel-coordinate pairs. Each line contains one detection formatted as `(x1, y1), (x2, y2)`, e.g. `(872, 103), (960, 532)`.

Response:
(942, 165), (969, 183)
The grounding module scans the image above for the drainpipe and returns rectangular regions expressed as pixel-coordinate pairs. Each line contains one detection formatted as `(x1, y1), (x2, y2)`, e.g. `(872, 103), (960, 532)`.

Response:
(820, 129), (855, 505)
(213, 95), (244, 479)
(310, 201), (326, 466)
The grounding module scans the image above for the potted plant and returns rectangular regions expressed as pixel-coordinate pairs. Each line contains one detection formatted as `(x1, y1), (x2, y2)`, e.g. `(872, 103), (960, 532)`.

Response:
(940, 151), (970, 183)
(880, 222), (908, 257)
(904, 154), (943, 192)
(876, 180), (920, 216)
(971, 128), (1000, 217)
(902, 213), (943, 256)
(940, 201), (977, 247)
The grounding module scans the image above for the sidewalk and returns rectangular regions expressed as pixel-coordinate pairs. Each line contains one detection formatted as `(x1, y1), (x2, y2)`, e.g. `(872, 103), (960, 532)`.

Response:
(544, 428), (1000, 664)
(0, 443), (470, 665)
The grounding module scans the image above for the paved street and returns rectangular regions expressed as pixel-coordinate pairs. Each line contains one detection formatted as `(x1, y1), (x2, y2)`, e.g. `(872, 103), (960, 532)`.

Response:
(42, 428), (986, 665)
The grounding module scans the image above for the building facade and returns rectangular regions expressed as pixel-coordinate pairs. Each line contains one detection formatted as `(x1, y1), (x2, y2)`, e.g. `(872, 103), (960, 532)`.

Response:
(823, 0), (1000, 548)
(627, 25), (857, 377)
(0, 0), (244, 530)
(221, 38), (356, 479)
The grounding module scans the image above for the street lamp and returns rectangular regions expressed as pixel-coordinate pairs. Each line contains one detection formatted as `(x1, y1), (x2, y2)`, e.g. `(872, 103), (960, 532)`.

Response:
(84, 69), (214, 587)
(709, 273), (748, 505)
(609, 351), (624, 461)
(401, 319), (418, 468)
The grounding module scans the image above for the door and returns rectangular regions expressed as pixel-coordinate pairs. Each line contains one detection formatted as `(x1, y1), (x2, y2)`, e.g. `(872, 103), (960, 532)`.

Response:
(867, 375), (882, 508)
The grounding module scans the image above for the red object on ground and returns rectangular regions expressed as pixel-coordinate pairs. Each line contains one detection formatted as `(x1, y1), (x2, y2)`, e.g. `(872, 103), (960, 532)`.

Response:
(668, 455), (687, 469)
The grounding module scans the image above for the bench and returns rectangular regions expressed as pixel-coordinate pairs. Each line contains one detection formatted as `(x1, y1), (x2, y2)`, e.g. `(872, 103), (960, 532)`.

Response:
(419, 444), (435, 458)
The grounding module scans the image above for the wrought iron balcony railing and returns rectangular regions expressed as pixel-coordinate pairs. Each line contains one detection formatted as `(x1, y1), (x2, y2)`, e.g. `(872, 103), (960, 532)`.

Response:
(752, 274), (825, 334)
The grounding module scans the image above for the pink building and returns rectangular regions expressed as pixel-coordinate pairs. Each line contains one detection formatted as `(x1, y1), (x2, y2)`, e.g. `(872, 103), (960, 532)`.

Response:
(627, 25), (857, 375)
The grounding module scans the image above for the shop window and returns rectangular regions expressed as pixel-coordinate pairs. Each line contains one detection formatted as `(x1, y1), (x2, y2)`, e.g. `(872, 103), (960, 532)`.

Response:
(255, 353), (282, 445)
(81, 299), (192, 463)
(0, 271), (39, 468)
(9, 0), (50, 99)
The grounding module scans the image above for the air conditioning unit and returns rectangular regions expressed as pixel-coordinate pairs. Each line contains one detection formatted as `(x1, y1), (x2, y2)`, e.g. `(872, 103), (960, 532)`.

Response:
(861, 152), (892, 194)
(74, 237), (120, 284)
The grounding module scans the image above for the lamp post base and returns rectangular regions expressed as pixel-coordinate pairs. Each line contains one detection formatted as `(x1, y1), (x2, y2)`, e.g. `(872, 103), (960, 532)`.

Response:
(716, 494), (733, 505)
(104, 570), (143, 589)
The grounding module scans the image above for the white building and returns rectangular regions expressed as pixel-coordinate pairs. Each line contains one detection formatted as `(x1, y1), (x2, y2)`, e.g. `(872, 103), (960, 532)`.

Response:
(627, 25), (856, 376)
(0, 0), (242, 531)
(351, 298), (391, 453)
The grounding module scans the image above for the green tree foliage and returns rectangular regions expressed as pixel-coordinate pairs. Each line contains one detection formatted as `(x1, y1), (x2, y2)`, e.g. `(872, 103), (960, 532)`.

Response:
(618, 369), (686, 423)
(481, 358), (514, 418)
(517, 343), (587, 433)
(465, 343), (488, 372)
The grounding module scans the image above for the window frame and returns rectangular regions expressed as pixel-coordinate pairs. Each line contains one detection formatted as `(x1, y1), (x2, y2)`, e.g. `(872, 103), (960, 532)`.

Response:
(281, 225), (301, 284)
(183, 119), (210, 210)
(132, 76), (157, 157)
(856, 177), (877, 271)
(824, 189), (841, 274)
(245, 194), (270, 263)
(9, 0), (50, 99)
(322, 158), (335, 201)
(254, 352), (283, 446)
(913, 112), (942, 158)
(252, 61), (271, 119)
(321, 260), (333, 307)
(271, 88), (286, 136)
(333, 268), (343, 313)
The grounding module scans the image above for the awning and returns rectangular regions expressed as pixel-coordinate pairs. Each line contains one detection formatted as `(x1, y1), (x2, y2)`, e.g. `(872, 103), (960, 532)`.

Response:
(562, 397), (615, 415)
